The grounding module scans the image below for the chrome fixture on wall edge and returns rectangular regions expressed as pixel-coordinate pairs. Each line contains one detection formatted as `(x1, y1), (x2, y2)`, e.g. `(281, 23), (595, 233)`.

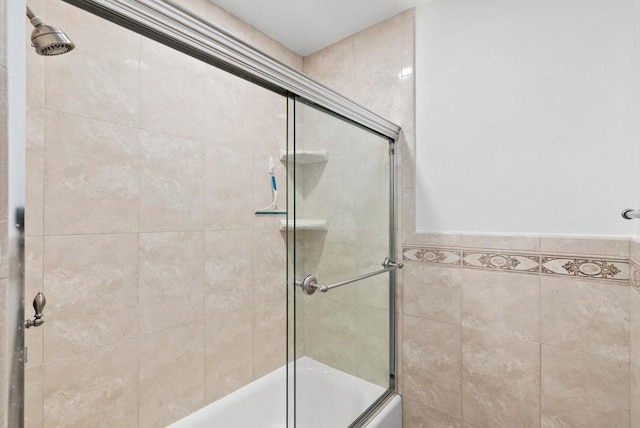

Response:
(26, 5), (75, 56)
(621, 208), (640, 220)
(25, 292), (46, 329)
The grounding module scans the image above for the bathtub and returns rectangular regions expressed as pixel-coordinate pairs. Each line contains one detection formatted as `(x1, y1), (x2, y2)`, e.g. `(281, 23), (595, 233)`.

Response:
(170, 356), (401, 427)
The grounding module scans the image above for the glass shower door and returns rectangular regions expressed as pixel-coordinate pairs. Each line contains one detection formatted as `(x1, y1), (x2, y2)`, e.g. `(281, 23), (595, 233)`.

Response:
(290, 99), (396, 427)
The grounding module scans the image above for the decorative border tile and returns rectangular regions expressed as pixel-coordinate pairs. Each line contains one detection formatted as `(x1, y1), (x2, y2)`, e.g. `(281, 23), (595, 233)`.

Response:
(462, 252), (539, 274)
(403, 244), (631, 284)
(541, 256), (629, 282)
(403, 247), (461, 266)
(630, 260), (640, 292)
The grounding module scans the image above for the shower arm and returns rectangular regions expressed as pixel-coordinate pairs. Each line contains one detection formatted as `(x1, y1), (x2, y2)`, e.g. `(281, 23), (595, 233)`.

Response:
(26, 6), (36, 20)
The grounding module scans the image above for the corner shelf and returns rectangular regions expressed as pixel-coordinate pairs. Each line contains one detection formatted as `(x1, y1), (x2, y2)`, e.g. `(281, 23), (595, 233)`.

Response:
(279, 150), (328, 165)
(279, 219), (328, 231)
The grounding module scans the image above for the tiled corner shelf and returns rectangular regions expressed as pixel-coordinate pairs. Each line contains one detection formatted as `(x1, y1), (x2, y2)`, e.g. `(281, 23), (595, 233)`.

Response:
(279, 219), (328, 231)
(279, 150), (328, 164)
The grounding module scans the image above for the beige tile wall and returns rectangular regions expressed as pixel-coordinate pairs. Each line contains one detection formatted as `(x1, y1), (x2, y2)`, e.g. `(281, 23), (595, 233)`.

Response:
(402, 234), (635, 427)
(24, 1), (300, 426)
(301, 9), (415, 390)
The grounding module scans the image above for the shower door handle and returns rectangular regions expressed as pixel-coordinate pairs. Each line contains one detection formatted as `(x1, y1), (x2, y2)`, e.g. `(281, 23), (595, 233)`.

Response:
(296, 257), (403, 295)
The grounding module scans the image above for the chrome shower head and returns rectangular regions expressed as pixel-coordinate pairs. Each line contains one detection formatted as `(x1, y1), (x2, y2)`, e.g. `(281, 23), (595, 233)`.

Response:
(26, 6), (75, 56)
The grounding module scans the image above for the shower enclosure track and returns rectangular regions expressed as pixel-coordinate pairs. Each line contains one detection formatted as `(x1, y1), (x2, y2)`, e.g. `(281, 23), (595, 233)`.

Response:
(62, 0), (402, 141)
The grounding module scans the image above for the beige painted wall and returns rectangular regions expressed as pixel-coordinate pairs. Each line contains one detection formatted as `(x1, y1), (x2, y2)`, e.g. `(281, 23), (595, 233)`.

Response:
(23, 0), (300, 426)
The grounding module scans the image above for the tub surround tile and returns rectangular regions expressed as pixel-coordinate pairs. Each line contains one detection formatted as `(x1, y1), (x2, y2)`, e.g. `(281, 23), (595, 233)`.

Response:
(26, 43), (44, 108)
(541, 345), (629, 427)
(632, 372), (640, 428)
(400, 131), (416, 190)
(253, 300), (286, 379)
(631, 287), (640, 377)
(139, 232), (204, 335)
(403, 188), (417, 245)
(541, 277), (630, 361)
(461, 270), (540, 342)
(356, 306), (390, 387)
(304, 298), (358, 376)
(205, 308), (253, 403)
(139, 322), (205, 427)
(25, 237), (44, 368)
(0, 69), (5, 224)
(540, 235), (630, 258)
(204, 230), (253, 317)
(402, 314), (462, 419)
(45, 0), (140, 127)
(43, 234), (138, 361)
(25, 365), (43, 428)
(139, 131), (204, 232)
(204, 145), (253, 231)
(461, 233), (541, 252)
(303, 36), (356, 100)
(43, 340), (138, 428)
(0, 222), (6, 283)
(139, 37), (208, 141)
(205, 68), (255, 152)
(0, 233), (4, 287)
(462, 327), (541, 428)
(43, 110), (140, 235)
(403, 398), (462, 428)
(25, 107), (44, 236)
(252, 228), (287, 305)
(403, 233), (637, 428)
(403, 264), (461, 324)
(351, 13), (402, 124)
(405, 232), (461, 248)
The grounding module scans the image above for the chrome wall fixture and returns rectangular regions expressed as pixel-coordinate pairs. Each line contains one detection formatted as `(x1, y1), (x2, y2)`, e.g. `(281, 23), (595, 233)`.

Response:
(621, 209), (640, 220)
(24, 293), (46, 329)
(26, 6), (75, 55)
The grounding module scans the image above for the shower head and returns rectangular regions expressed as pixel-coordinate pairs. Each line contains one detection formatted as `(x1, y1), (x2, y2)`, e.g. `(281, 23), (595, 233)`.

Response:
(26, 6), (75, 56)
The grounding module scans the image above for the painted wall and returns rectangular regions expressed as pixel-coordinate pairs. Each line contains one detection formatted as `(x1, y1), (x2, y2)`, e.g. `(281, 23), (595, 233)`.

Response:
(415, 0), (639, 235)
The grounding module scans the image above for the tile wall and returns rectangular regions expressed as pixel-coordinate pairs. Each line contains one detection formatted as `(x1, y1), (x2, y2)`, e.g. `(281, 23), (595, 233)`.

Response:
(301, 9), (415, 390)
(23, 0), (301, 426)
(294, 103), (391, 387)
(401, 233), (637, 427)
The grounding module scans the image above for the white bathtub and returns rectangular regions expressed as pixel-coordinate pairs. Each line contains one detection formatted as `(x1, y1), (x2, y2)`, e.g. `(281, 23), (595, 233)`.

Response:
(170, 356), (401, 427)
